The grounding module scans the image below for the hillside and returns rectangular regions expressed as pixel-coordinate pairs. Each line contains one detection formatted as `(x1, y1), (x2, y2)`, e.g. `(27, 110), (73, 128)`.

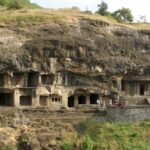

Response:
(0, 8), (150, 77)
(0, 8), (150, 149)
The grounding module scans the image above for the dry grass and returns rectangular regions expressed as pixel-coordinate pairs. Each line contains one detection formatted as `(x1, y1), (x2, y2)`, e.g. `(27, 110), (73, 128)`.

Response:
(0, 7), (149, 30)
(0, 7), (118, 26)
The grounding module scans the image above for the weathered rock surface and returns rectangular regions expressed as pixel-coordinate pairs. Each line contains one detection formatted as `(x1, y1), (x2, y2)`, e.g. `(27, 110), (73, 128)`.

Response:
(1, 17), (150, 149)
(1, 19), (150, 79)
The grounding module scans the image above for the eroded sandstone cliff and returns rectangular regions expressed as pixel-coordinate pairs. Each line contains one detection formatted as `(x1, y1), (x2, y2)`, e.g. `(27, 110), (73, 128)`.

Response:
(0, 14), (150, 149)
(1, 18), (150, 83)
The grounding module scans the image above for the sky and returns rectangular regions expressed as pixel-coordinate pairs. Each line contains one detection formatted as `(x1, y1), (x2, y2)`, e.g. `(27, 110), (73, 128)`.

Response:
(30, 0), (150, 22)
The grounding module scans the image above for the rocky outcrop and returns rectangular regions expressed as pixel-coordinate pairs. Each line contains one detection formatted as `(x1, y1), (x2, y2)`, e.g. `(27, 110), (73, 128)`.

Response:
(0, 16), (150, 149)
(0, 18), (150, 83)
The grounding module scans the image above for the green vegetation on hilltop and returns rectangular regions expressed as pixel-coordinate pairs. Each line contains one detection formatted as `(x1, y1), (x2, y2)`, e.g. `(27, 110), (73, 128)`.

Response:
(97, 1), (133, 23)
(0, 0), (40, 9)
(61, 120), (150, 150)
(0, 8), (116, 26)
(0, 7), (148, 30)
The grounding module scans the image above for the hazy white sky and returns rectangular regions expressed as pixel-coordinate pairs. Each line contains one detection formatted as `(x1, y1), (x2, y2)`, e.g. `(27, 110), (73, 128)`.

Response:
(31, 0), (150, 22)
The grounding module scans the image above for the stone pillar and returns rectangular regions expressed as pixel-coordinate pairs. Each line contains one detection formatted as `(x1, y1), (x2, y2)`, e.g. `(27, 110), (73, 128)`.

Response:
(4, 74), (7, 88)
(39, 75), (42, 86)
(74, 95), (78, 106)
(7, 75), (11, 88)
(32, 95), (40, 107)
(117, 78), (122, 92)
(14, 89), (20, 107)
(148, 82), (150, 95)
(24, 73), (28, 87)
(137, 82), (140, 96)
(126, 81), (130, 95)
(86, 95), (90, 105)
(63, 96), (67, 108)
(47, 97), (51, 107)
(98, 95), (102, 106)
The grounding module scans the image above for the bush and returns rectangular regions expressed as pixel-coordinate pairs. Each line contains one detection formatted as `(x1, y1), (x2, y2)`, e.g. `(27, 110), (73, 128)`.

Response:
(0, 0), (40, 9)
(61, 142), (72, 150)
(6, 0), (22, 9)
(2, 146), (16, 150)
(0, 0), (5, 6)
(81, 135), (94, 150)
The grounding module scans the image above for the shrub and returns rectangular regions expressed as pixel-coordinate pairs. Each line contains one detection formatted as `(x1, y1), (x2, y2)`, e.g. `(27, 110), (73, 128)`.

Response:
(81, 135), (94, 150)
(0, 0), (40, 9)
(6, 0), (22, 9)
(2, 146), (16, 150)
(61, 142), (72, 150)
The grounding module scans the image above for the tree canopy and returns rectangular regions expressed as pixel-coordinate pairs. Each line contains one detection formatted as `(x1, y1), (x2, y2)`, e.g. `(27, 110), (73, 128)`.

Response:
(96, 1), (134, 23)
(97, 1), (109, 16)
(112, 7), (133, 23)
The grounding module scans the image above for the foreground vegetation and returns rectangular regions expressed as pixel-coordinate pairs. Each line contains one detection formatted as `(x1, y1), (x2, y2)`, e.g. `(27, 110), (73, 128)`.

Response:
(61, 120), (150, 150)
(0, 0), (40, 9)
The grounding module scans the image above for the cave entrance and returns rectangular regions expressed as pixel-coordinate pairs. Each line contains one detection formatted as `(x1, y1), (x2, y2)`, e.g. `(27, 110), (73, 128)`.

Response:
(0, 93), (13, 106)
(39, 96), (47, 106)
(13, 73), (24, 87)
(68, 96), (74, 107)
(140, 84), (145, 96)
(90, 94), (99, 104)
(27, 72), (38, 87)
(41, 74), (54, 85)
(78, 95), (86, 104)
(20, 96), (32, 106)
(0, 74), (4, 87)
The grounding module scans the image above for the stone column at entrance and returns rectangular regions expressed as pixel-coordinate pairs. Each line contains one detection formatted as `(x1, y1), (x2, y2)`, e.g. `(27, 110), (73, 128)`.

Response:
(32, 95), (40, 107)
(98, 95), (102, 106)
(39, 75), (42, 86)
(86, 95), (90, 105)
(74, 96), (78, 106)
(14, 89), (20, 107)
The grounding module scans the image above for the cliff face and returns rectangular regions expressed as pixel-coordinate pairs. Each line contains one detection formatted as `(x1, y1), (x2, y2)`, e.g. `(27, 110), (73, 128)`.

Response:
(1, 18), (150, 82)
(0, 15), (150, 149)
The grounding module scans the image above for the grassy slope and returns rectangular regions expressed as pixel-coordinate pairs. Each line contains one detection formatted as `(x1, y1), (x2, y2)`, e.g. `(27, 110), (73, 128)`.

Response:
(61, 120), (150, 150)
(0, 7), (150, 30)
(0, 8), (115, 24)
(0, 8), (149, 150)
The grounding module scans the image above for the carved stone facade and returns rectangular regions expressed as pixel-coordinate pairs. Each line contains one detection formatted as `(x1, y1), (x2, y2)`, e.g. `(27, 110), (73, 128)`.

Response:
(0, 72), (149, 108)
(119, 75), (150, 106)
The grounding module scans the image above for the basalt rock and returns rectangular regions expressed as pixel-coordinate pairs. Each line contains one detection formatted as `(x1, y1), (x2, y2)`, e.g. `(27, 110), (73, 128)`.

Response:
(0, 19), (150, 79)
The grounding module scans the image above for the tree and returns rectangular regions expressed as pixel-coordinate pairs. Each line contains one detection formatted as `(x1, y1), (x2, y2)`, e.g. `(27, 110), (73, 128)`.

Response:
(112, 7), (133, 23)
(0, 0), (5, 6)
(97, 1), (109, 16)
(6, 0), (22, 9)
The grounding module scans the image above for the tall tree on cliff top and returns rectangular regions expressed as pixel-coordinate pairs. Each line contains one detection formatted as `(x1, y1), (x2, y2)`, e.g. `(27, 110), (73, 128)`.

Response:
(112, 7), (133, 23)
(97, 1), (109, 16)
